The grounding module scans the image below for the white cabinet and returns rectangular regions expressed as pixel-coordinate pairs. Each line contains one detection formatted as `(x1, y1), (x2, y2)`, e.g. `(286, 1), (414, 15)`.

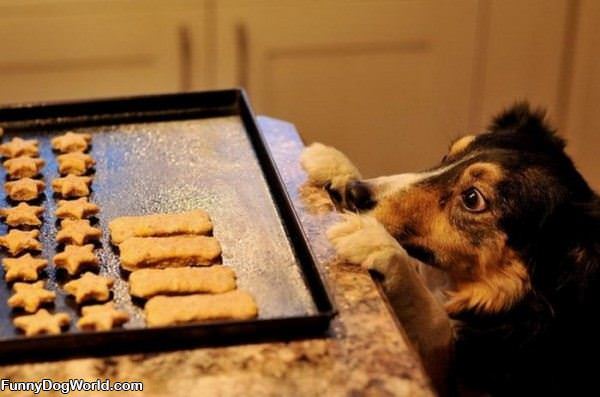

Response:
(0, 0), (597, 187)
(565, 0), (600, 190)
(213, 0), (594, 182)
(467, 0), (571, 131)
(214, 0), (480, 177)
(0, 1), (208, 103)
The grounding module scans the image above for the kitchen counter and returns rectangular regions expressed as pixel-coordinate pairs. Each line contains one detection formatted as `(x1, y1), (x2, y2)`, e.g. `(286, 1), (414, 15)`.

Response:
(0, 116), (434, 397)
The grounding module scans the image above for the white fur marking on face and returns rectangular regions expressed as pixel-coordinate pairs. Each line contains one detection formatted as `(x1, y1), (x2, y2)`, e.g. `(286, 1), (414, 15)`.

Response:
(366, 155), (475, 200)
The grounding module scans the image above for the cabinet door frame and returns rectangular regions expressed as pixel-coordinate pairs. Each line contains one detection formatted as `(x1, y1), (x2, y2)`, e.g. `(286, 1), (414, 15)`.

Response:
(215, 0), (480, 176)
(0, 0), (209, 103)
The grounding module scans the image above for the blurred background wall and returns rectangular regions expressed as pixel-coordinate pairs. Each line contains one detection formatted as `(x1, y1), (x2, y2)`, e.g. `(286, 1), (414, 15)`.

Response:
(0, 0), (598, 188)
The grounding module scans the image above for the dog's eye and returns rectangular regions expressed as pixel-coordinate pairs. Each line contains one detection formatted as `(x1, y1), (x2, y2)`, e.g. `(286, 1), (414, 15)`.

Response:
(461, 188), (487, 212)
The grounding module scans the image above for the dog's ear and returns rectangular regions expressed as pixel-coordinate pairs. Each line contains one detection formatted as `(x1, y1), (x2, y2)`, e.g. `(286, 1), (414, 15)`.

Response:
(490, 101), (547, 132)
(488, 102), (566, 150)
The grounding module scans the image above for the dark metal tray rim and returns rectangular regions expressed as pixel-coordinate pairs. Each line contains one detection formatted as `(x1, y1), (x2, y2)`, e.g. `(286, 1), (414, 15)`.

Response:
(0, 89), (336, 360)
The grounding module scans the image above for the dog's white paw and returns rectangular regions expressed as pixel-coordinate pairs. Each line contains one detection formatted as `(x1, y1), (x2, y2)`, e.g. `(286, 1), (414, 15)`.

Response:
(326, 213), (406, 276)
(300, 142), (361, 192)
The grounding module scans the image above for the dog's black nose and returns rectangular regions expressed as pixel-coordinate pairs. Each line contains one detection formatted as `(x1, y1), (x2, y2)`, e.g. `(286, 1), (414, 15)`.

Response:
(346, 181), (376, 210)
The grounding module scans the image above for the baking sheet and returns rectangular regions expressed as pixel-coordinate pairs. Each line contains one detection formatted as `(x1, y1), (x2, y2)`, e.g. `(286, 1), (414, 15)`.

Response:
(0, 91), (334, 359)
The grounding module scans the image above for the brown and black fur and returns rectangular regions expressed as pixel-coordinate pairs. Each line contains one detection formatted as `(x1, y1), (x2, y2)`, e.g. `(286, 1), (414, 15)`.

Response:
(302, 103), (600, 396)
(448, 105), (600, 395)
(429, 104), (600, 395)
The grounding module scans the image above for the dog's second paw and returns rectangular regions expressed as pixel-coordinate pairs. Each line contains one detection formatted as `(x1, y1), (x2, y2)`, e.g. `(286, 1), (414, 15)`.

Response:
(326, 213), (406, 276)
(300, 142), (361, 192)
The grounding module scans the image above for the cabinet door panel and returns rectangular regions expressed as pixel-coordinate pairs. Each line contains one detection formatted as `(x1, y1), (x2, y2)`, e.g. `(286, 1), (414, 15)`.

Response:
(0, 3), (207, 103)
(216, 0), (479, 177)
(565, 0), (600, 190)
(469, 0), (569, 131)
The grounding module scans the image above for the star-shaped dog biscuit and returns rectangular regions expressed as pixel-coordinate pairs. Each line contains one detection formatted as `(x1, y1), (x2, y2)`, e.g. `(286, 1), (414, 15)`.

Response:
(53, 244), (99, 275)
(57, 152), (95, 176)
(52, 175), (92, 198)
(8, 281), (55, 313)
(2, 254), (48, 282)
(0, 202), (44, 227)
(0, 229), (42, 255)
(13, 309), (70, 336)
(0, 137), (39, 158)
(64, 272), (113, 304)
(77, 302), (129, 331)
(55, 197), (100, 220)
(51, 132), (92, 153)
(3, 156), (45, 179)
(5, 178), (45, 201)
(56, 219), (102, 245)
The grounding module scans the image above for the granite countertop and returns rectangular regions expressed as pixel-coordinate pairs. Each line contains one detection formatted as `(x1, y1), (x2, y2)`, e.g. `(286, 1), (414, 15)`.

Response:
(0, 116), (434, 397)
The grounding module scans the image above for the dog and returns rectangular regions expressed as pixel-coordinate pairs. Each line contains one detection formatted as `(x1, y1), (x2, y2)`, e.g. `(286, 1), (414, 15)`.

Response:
(300, 103), (600, 396)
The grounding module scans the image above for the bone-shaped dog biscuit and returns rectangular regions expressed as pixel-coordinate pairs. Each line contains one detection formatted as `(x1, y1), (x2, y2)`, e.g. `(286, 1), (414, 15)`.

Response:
(118, 235), (221, 271)
(129, 266), (237, 299)
(109, 209), (213, 244)
(144, 290), (258, 327)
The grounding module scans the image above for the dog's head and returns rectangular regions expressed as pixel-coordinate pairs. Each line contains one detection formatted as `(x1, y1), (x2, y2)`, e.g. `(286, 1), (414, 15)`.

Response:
(341, 103), (597, 315)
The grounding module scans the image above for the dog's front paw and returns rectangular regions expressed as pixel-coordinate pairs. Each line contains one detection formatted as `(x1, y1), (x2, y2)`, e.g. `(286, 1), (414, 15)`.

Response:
(326, 213), (406, 277)
(300, 143), (361, 193)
